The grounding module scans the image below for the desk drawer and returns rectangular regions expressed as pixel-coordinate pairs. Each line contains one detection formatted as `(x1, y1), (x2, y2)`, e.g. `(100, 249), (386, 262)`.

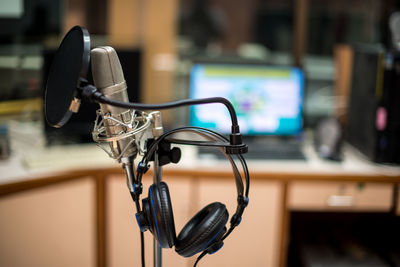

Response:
(288, 182), (393, 211)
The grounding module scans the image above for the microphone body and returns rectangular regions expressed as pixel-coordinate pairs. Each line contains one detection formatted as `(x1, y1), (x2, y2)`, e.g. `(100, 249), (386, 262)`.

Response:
(91, 46), (138, 160)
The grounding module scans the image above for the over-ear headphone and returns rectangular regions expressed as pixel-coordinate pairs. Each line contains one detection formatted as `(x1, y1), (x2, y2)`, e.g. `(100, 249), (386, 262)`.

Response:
(136, 182), (228, 256)
(131, 126), (250, 264)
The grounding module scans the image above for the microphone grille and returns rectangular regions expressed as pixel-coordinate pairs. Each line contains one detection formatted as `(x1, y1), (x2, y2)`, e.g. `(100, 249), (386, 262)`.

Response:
(91, 46), (125, 89)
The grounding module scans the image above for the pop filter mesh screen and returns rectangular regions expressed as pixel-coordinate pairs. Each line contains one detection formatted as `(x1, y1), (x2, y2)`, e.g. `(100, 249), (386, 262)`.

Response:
(45, 27), (85, 127)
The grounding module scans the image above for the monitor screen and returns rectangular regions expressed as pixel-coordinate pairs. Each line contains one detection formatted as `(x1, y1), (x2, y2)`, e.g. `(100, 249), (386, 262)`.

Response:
(189, 63), (304, 136)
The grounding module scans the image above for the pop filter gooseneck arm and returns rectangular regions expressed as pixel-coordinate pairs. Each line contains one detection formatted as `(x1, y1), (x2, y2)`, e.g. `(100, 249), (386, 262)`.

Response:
(102, 95), (238, 127)
(80, 84), (247, 148)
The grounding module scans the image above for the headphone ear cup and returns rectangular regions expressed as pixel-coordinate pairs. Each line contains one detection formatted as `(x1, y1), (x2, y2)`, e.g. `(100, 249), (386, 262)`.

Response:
(146, 182), (176, 248)
(175, 202), (228, 257)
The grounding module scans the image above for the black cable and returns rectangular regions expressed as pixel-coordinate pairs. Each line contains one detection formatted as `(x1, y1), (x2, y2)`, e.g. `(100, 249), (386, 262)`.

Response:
(193, 251), (207, 267)
(134, 197), (141, 211)
(129, 196), (145, 267)
(219, 155), (249, 243)
(141, 126), (229, 163)
(135, 199), (146, 267)
(187, 127), (250, 197)
(164, 138), (230, 147)
(96, 95), (239, 130)
(240, 155), (250, 197)
(222, 224), (236, 241)
(140, 231), (145, 267)
(132, 188), (145, 267)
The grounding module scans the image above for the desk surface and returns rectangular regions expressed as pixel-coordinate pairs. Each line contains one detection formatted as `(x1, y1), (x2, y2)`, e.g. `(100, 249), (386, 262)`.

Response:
(1, 141), (400, 187)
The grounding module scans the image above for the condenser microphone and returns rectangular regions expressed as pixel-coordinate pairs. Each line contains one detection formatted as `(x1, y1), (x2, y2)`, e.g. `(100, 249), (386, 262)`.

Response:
(91, 46), (138, 160)
(91, 46), (138, 190)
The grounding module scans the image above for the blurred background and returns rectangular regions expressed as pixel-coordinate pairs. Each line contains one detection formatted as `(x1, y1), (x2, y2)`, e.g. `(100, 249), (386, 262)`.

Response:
(0, 0), (399, 148)
(1, 1), (400, 267)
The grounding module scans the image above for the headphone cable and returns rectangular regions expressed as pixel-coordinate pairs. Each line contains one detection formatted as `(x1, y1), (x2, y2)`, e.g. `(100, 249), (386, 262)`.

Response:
(140, 231), (145, 267)
(133, 193), (145, 267)
(193, 251), (207, 267)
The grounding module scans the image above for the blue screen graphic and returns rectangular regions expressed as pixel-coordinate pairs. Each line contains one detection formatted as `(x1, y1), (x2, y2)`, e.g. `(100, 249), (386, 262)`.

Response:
(189, 63), (304, 135)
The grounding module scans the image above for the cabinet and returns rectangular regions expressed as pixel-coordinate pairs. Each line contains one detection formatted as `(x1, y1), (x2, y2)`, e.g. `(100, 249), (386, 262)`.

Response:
(397, 185), (400, 216)
(106, 175), (283, 267)
(288, 181), (393, 211)
(196, 178), (282, 267)
(0, 178), (96, 267)
(0, 164), (399, 267)
(107, 174), (194, 267)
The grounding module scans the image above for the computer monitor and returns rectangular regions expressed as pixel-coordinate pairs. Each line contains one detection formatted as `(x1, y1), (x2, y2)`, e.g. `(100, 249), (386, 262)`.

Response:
(189, 62), (304, 136)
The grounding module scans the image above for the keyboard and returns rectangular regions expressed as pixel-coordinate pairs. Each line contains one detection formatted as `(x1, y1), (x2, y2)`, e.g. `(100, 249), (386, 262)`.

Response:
(198, 140), (306, 160)
(245, 141), (305, 160)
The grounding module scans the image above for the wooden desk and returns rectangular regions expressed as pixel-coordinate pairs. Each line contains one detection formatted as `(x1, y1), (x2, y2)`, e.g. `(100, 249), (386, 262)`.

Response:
(0, 144), (399, 267)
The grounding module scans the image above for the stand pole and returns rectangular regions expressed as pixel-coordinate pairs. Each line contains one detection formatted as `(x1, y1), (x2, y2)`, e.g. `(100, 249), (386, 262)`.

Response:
(153, 151), (162, 267)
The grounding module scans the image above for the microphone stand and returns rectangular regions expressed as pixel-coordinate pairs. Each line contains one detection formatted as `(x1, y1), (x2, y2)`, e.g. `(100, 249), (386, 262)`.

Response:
(152, 111), (164, 267)
(153, 151), (162, 267)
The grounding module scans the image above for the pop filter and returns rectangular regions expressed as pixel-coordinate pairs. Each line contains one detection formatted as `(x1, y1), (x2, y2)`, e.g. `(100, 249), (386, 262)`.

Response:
(45, 26), (91, 128)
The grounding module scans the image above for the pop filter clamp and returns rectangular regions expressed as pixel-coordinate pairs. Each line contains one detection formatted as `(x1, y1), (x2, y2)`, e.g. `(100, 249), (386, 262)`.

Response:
(45, 26), (249, 267)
